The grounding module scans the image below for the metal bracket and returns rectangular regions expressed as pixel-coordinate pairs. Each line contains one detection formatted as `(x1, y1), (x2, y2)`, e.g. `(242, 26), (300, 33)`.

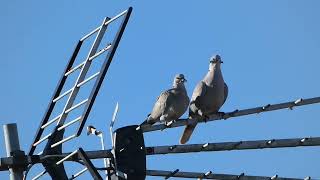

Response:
(78, 148), (103, 180)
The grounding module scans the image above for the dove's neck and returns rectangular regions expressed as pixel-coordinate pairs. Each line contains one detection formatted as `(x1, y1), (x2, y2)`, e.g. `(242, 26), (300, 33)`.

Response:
(205, 63), (223, 85)
(173, 83), (187, 94)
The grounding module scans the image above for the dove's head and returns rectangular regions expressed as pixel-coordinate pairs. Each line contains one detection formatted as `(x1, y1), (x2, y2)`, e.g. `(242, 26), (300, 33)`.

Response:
(173, 74), (187, 88)
(209, 54), (223, 71)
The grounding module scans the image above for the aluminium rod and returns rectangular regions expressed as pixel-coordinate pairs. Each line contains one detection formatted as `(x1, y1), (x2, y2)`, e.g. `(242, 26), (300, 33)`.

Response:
(50, 134), (77, 148)
(52, 88), (73, 102)
(40, 114), (62, 129)
(76, 72), (100, 88)
(36, 136), (320, 160)
(2, 136), (320, 172)
(145, 137), (320, 155)
(31, 170), (46, 180)
(141, 96), (320, 133)
(57, 116), (82, 131)
(70, 168), (88, 179)
(64, 99), (88, 114)
(146, 170), (310, 180)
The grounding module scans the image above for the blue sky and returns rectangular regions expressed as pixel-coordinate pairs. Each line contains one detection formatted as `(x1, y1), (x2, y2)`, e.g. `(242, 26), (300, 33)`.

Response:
(1, 1), (320, 179)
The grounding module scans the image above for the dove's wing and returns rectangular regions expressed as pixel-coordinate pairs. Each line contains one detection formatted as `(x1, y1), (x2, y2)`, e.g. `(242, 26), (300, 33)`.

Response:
(147, 89), (173, 124)
(191, 81), (207, 102)
(223, 82), (228, 104)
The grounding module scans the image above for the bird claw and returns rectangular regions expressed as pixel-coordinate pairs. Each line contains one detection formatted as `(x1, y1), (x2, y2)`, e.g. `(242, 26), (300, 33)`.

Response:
(203, 115), (210, 122)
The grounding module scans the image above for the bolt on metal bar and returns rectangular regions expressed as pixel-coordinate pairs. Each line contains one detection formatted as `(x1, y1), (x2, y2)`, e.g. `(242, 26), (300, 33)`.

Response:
(88, 44), (112, 61)
(41, 114), (62, 129)
(146, 170), (307, 180)
(56, 150), (78, 165)
(77, 72), (100, 88)
(64, 99), (88, 114)
(52, 88), (73, 103)
(31, 170), (47, 180)
(145, 137), (320, 155)
(70, 168), (88, 179)
(57, 116), (82, 131)
(32, 133), (52, 146)
(142, 96), (320, 132)
(51, 134), (77, 148)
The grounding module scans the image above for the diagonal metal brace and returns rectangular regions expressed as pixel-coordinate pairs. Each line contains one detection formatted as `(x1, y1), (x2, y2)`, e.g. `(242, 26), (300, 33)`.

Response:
(78, 148), (103, 180)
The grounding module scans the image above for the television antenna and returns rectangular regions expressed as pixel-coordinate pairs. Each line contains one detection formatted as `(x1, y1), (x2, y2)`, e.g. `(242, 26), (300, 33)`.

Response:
(1, 7), (319, 180)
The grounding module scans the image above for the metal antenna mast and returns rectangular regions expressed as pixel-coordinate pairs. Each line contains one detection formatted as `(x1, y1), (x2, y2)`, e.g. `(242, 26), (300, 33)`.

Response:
(1, 6), (319, 180)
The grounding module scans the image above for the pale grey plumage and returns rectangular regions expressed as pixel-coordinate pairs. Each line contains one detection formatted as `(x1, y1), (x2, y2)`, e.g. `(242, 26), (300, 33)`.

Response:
(144, 74), (190, 125)
(180, 55), (228, 144)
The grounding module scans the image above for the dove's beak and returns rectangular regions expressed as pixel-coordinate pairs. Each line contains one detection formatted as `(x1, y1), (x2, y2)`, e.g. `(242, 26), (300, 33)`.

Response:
(182, 78), (187, 83)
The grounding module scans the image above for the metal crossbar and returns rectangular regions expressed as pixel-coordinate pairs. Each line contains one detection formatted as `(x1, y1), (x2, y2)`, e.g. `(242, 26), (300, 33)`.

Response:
(141, 96), (320, 133)
(41, 114), (62, 129)
(145, 137), (320, 155)
(70, 168), (88, 179)
(28, 7), (133, 155)
(32, 133), (52, 147)
(57, 116), (82, 131)
(64, 99), (88, 114)
(52, 88), (73, 102)
(77, 72), (100, 88)
(146, 170), (310, 180)
(31, 170), (47, 180)
(51, 134), (77, 148)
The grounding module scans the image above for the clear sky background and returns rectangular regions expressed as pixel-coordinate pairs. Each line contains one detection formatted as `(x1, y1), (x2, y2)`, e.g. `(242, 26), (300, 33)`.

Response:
(1, 1), (320, 179)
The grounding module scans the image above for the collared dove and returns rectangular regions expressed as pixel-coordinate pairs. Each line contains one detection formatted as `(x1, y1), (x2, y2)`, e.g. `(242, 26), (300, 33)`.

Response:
(180, 55), (228, 144)
(142, 74), (190, 125)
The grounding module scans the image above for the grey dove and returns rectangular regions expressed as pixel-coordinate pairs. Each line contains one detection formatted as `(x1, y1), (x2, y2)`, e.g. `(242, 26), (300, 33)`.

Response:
(180, 55), (228, 144)
(142, 74), (190, 125)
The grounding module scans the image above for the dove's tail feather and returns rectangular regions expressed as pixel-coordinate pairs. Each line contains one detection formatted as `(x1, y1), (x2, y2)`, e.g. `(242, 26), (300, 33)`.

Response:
(180, 123), (197, 144)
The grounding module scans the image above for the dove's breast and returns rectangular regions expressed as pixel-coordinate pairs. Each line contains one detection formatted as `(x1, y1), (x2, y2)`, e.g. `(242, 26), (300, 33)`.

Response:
(167, 91), (189, 120)
(201, 81), (225, 114)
